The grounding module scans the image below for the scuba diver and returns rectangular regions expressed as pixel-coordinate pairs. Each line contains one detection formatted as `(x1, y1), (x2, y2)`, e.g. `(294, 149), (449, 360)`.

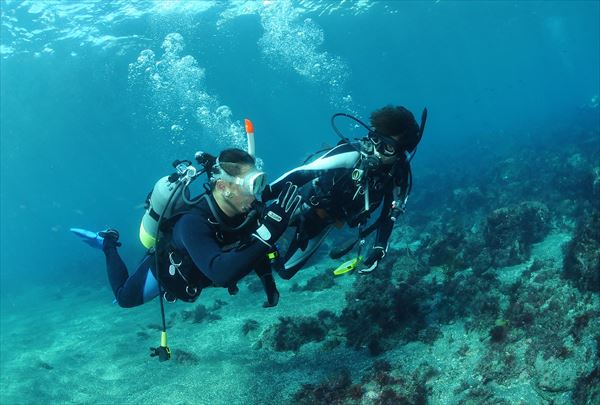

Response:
(263, 105), (427, 279)
(71, 148), (302, 309)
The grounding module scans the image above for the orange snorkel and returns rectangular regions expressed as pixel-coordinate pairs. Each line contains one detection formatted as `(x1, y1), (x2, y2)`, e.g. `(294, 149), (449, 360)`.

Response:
(245, 118), (255, 157)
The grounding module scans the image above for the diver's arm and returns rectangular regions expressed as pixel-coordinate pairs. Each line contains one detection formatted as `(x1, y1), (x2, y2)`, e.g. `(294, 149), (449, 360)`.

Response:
(374, 190), (395, 249)
(371, 169), (411, 253)
(265, 143), (360, 200)
(358, 189), (395, 274)
(254, 256), (279, 307)
(174, 214), (269, 287)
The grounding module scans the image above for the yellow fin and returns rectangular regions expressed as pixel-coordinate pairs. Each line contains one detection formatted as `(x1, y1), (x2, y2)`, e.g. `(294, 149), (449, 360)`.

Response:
(333, 256), (362, 276)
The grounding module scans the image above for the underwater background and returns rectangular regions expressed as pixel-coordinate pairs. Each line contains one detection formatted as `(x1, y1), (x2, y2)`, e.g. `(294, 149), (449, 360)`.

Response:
(1, 1), (599, 404)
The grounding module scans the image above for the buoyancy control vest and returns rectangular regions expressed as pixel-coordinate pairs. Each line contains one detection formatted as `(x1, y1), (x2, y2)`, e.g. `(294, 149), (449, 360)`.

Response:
(307, 140), (410, 228)
(150, 193), (261, 302)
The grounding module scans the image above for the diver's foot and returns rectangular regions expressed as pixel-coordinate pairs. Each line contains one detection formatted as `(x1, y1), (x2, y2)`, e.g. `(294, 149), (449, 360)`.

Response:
(98, 229), (121, 249)
(70, 228), (121, 250)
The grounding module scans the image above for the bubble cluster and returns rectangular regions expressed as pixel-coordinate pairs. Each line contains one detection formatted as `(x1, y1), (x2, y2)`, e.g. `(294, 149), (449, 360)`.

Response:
(128, 33), (246, 148)
(218, 0), (362, 113)
(258, 1), (353, 111)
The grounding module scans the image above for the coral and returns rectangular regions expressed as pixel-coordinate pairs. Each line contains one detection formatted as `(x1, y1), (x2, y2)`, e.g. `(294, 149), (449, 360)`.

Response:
(572, 366), (599, 404)
(437, 269), (501, 325)
(377, 388), (410, 405)
(338, 259), (425, 355)
(484, 201), (551, 266)
(476, 348), (519, 386)
(262, 312), (336, 352)
(426, 228), (467, 269)
(294, 360), (435, 405)
(562, 211), (600, 292)
(293, 368), (362, 405)
(570, 312), (592, 344)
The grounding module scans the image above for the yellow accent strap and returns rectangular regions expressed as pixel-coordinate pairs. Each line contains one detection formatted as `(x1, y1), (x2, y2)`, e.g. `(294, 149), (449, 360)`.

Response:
(139, 222), (156, 249)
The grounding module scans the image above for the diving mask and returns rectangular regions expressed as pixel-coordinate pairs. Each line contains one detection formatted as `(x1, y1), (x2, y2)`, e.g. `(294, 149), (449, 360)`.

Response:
(212, 160), (267, 197)
(368, 132), (400, 157)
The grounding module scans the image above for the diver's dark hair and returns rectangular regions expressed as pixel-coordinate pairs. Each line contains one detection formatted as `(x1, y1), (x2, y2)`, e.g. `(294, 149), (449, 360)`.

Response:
(216, 148), (256, 177)
(370, 106), (420, 151)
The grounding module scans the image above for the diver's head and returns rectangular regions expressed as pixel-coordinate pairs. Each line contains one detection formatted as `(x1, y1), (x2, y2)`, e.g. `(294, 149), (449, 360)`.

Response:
(368, 105), (420, 164)
(211, 148), (267, 216)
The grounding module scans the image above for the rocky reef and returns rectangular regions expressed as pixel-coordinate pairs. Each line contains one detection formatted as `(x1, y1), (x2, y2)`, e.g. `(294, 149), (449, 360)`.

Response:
(563, 211), (600, 293)
(251, 126), (600, 403)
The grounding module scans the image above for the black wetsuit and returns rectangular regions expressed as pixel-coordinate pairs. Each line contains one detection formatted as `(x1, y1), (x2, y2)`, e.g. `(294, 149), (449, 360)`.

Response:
(265, 141), (410, 279)
(103, 194), (272, 307)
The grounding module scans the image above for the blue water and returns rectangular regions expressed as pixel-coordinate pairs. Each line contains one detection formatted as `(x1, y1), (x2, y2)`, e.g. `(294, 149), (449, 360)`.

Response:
(1, 1), (599, 403)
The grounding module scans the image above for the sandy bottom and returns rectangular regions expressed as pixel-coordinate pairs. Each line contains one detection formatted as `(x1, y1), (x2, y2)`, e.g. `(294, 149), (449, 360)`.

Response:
(1, 230), (597, 404)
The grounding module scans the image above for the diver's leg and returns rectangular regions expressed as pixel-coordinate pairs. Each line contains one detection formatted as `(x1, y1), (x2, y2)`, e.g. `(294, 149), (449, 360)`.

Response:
(102, 235), (129, 299)
(110, 255), (160, 308)
(101, 231), (159, 307)
(71, 227), (159, 307)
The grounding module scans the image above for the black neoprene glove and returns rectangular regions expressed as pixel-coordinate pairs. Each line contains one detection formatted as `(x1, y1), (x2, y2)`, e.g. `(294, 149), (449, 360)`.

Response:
(260, 273), (279, 307)
(260, 184), (275, 202)
(358, 246), (386, 274)
(253, 182), (302, 247)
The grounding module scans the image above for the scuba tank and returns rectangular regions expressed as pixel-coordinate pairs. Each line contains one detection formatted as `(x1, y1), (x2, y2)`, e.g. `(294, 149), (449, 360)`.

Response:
(140, 118), (258, 249)
(139, 159), (206, 249)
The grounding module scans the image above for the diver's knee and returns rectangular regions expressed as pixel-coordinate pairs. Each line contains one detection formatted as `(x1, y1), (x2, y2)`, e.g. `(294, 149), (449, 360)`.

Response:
(277, 271), (295, 280)
(115, 298), (138, 308)
(115, 291), (144, 308)
(276, 266), (301, 280)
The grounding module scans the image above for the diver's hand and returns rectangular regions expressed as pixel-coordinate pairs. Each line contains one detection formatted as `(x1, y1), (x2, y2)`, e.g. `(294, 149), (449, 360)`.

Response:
(358, 246), (386, 274)
(253, 182), (302, 247)
(260, 273), (279, 308)
(260, 184), (275, 202)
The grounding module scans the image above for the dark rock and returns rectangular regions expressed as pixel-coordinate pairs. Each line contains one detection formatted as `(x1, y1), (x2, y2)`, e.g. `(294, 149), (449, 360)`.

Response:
(451, 186), (486, 211)
(263, 315), (330, 352)
(572, 366), (599, 404)
(211, 299), (228, 310)
(173, 349), (201, 365)
(484, 201), (551, 266)
(181, 304), (221, 324)
(242, 319), (259, 336)
(427, 229), (465, 268)
(563, 211), (600, 292)
(293, 369), (360, 405)
(489, 324), (508, 343)
(37, 361), (53, 370)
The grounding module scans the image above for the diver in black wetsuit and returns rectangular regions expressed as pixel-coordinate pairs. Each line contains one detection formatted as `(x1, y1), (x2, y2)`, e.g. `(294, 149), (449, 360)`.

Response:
(264, 105), (426, 279)
(72, 148), (302, 308)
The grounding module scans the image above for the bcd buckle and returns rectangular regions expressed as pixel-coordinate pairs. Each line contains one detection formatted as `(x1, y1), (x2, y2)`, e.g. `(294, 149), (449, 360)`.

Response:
(185, 286), (198, 297)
